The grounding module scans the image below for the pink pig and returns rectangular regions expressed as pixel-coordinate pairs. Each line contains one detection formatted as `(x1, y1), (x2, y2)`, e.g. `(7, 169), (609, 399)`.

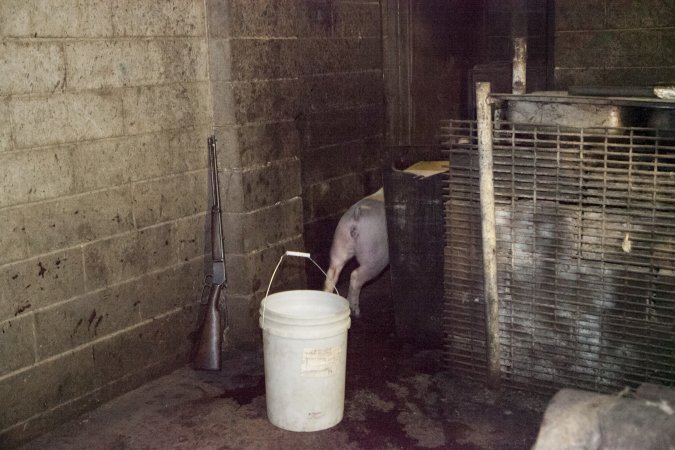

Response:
(323, 189), (389, 317)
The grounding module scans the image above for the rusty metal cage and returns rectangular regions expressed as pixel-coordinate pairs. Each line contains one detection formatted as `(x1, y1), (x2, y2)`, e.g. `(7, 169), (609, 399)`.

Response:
(441, 118), (675, 394)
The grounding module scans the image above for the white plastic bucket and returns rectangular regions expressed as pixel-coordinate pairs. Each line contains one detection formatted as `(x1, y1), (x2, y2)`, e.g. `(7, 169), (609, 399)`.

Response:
(259, 289), (351, 432)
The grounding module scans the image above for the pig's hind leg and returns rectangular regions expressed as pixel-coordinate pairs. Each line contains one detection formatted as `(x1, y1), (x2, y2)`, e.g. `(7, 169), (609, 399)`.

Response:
(347, 259), (386, 318)
(324, 222), (356, 294)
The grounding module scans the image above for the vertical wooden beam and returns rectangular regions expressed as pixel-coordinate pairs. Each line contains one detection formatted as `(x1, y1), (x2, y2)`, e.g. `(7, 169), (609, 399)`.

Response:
(476, 81), (501, 390)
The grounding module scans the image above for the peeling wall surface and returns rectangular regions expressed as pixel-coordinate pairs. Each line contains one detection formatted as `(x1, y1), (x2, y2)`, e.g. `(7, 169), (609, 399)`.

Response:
(0, 0), (212, 446)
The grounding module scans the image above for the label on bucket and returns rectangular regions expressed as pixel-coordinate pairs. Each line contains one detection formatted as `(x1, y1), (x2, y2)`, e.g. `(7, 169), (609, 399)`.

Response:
(301, 347), (341, 377)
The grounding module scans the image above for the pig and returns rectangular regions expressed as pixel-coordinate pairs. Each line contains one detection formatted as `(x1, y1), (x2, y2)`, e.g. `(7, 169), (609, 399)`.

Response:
(323, 188), (389, 317)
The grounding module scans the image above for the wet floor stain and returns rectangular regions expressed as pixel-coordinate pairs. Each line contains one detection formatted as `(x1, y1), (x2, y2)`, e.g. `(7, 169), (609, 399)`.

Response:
(218, 376), (265, 405)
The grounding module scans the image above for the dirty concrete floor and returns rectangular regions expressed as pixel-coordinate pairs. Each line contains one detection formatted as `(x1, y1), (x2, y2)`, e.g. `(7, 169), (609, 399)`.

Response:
(20, 273), (549, 450)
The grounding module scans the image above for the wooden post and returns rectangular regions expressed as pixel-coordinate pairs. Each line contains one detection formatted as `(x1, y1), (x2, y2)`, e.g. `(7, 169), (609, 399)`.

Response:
(476, 82), (501, 390)
(512, 37), (527, 95)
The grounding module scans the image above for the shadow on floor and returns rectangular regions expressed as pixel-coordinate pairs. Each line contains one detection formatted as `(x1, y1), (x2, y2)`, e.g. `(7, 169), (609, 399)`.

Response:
(20, 272), (548, 450)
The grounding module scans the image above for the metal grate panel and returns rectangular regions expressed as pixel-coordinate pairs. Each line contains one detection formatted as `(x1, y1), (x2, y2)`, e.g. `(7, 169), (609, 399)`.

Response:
(441, 119), (675, 394)
(440, 120), (487, 379)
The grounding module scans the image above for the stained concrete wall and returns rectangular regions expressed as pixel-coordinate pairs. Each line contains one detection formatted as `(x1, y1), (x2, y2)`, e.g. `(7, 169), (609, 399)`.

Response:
(0, 1), (212, 446)
(0, 0), (385, 446)
(555, 0), (675, 88)
(207, 0), (384, 336)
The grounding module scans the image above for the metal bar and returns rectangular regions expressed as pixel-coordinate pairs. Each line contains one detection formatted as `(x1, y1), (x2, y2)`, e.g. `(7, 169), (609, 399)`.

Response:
(476, 82), (501, 390)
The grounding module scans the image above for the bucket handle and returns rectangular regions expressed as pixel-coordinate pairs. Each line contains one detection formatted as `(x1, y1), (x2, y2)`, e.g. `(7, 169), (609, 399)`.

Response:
(261, 251), (340, 326)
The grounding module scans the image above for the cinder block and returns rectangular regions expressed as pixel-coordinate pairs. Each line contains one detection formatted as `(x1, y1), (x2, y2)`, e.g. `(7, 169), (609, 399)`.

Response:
(71, 138), (135, 192)
(206, 0), (231, 38)
(83, 215), (206, 289)
(228, 0), (297, 38)
(222, 196), (303, 253)
(91, 306), (195, 386)
(71, 128), (210, 192)
(225, 235), (305, 295)
(34, 281), (142, 360)
(174, 214), (208, 263)
(0, 382), (102, 449)
(601, 30), (659, 67)
(0, 248), (85, 322)
(0, 315), (35, 377)
(0, 0), (112, 38)
(0, 146), (75, 208)
(139, 258), (204, 320)
(232, 79), (300, 124)
(555, 0), (606, 31)
(0, 98), (11, 152)
(0, 187), (134, 265)
(299, 37), (382, 76)
(301, 143), (362, 186)
(208, 38), (232, 82)
(212, 126), (241, 168)
(0, 346), (96, 432)
(65, 39), (208, 90)
(239, 157), (302, 210)
(111, 0), (205, 37)
(304, 172), (364, 222)
(230, 38), (299, 80)
(165, 127), (211, 175)
(334, 2), (382, 38)
(122, 82), (211, 135)
(662, 30), (675, 66)
(217, 169), (244, 213)
(11, 92), (124, 148)
(211, 81), (236, 126)
(0, 41), (65, 95)
(304, 72), (382, 113)
(132, 170), (208, 228)
(307, 104), (383, 149)
(235, 121), (301, 167)
(606, 0), (674, 29)
(83, 224), (176, 290)
(225, 292), (263, 347)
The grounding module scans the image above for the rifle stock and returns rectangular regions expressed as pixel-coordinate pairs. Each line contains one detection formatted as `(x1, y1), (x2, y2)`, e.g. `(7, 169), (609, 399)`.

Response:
(192, 135), (226, 371)
(192, 284), (223, 370)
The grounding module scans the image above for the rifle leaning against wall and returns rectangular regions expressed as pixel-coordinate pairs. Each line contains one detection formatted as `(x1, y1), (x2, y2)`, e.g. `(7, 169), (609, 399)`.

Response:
(192, 135), (227, 371)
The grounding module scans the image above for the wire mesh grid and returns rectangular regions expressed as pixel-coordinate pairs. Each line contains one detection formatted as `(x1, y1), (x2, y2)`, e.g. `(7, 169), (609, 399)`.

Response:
(441, 119), (675, 394)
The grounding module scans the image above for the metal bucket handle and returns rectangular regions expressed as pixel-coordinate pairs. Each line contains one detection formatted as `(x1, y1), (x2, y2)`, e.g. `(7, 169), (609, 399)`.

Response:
(261, 251), (340, 326)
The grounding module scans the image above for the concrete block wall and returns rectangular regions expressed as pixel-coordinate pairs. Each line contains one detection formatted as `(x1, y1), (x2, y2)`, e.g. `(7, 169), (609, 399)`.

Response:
(555, 0), (675, 88)
(0, 1), (212, 446)
(1, 0), (385, 445)
(298, 1), (385, 285)
(207, 0), (385, 293)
